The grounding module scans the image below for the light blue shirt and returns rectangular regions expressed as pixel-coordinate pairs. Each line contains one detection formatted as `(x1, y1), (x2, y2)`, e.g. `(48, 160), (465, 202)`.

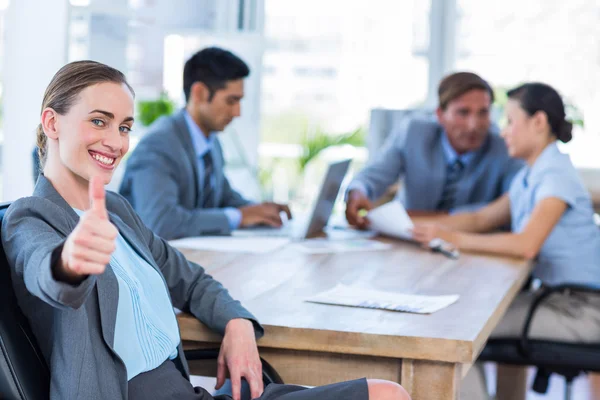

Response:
(440, 132), (476, 167)
(184, 111), (242, 229)
(509, 142), (600, 286)
(440, 132), (488, 214)
(74, 209), (180, 380)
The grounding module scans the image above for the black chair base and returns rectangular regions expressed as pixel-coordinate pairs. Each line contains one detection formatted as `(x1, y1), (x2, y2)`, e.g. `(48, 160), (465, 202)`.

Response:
(480, 338), (600, 397)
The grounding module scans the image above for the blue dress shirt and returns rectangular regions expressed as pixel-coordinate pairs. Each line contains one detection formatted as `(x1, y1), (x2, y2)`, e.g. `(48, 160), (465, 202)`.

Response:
(73, 209), (181, 381)
(509, 142), (600, 286)
(183, 111), (242, 230)
(440, 132), (476, 167)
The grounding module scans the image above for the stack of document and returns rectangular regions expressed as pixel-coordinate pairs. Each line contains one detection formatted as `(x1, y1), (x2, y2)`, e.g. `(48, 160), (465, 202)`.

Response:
(169, 237), (290, 254)
(306, 284), (459, 314)
(298, 239), (392, 254)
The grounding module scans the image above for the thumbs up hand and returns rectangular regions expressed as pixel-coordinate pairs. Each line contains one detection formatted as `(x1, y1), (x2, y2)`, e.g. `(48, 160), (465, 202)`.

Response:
(58, 176), (118, 282)
(89, 174), (109, 220)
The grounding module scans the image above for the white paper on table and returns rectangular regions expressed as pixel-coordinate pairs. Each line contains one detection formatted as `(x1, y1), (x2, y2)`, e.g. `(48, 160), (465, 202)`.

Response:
(169, 237), (290, 254)
(306, 284), (459, 314)
(297, 239), (392, 254)
(367, 201), (414, 240)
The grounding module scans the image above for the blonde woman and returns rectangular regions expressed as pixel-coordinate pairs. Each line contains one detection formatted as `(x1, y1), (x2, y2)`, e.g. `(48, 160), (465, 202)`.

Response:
(2, 61), (409, 400)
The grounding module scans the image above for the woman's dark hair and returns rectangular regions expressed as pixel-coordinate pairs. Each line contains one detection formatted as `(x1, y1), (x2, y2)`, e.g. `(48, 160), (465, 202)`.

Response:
(37, 60), (134, 168)
(507, 83), (573, 143)
(183, 47), (250, 103)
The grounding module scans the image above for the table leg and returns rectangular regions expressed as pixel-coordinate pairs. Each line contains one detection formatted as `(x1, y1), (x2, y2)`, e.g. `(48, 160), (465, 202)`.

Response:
(401, 359), (461, 400)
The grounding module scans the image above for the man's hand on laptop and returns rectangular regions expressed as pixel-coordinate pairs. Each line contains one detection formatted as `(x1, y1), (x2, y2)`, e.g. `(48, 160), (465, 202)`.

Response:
(346, 190), (373, 230)
(239, 202), (292, 228)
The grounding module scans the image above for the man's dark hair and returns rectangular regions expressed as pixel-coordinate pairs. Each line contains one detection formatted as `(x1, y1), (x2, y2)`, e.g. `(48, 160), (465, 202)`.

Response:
(183, 47), (250, 102)
(438, 72), (494, 110)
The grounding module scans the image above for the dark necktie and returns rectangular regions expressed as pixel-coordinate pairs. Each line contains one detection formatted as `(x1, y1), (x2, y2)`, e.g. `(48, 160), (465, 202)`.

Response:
(437, 159), (465, 211)
(201, 151), (214, 208)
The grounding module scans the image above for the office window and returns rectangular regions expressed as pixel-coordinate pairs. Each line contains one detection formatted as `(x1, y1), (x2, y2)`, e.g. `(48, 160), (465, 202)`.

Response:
(456, 0), (600, 168)
(292, 67), (337, 78)
(261, 0), (429, 143)
(67, 9), (89, 62)
(259, 0), (430, 205)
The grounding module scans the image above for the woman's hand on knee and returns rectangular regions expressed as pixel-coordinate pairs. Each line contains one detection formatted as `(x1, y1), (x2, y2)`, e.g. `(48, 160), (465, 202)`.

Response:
(367, 379), (411, 400)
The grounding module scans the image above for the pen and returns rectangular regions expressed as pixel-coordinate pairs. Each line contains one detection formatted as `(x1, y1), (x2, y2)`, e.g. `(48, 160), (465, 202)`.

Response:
(428, 238), (460, 259)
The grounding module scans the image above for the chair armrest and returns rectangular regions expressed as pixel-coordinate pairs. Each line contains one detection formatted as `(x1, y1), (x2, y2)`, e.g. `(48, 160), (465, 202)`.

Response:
(184, 348), (220, 360)
(184, 349), (284, 386)
(520, 283), (600, 355)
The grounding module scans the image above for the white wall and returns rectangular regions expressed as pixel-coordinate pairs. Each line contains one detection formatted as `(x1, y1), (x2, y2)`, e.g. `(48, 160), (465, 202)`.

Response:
(2, 0), (69, 200)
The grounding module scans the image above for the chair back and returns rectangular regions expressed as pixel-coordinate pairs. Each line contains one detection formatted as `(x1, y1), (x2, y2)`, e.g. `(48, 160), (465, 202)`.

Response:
(0, 202), (50, 399)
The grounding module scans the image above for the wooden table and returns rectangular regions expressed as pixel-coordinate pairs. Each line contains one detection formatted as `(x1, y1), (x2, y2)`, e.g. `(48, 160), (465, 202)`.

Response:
(175, 238), (531, 400)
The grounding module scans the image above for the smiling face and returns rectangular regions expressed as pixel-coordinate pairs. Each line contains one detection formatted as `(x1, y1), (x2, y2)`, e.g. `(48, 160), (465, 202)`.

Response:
(43, 82), (134, 185)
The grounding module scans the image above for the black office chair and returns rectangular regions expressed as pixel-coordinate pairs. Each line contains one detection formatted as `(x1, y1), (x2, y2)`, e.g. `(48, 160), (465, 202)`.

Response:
(0, 202), (282, 399)
(480, 284), (600, 400)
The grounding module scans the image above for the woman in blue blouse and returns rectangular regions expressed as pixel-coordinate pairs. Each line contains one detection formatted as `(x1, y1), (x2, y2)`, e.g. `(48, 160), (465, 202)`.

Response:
(413, 82), (600, 399)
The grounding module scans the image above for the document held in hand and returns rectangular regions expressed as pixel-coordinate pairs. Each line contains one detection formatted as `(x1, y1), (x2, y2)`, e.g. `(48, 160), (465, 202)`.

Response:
(306, 284), (459, 314)
(367, 201), (460, 259)
(367, 201), (414, 240)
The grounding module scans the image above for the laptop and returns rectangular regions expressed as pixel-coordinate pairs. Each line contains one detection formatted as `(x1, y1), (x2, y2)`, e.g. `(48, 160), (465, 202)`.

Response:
(233, 159), (351, 240)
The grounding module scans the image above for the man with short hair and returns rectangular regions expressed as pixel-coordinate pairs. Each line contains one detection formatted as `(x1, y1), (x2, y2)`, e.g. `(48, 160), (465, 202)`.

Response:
(120, 47), (290, 240)
(346, 72), (524, 228)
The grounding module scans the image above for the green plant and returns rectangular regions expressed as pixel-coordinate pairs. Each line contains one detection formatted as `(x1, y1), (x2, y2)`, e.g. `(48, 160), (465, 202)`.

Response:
(298, 127), (365, 171)
(493, 86), (509, 109)
(565, 102), (584, 129)
(137, 92), (175, 127)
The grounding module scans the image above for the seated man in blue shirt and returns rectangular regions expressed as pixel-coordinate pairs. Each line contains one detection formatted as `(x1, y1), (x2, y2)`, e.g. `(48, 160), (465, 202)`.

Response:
(346, 72), (524, 228)
(120, 47), (290, 240)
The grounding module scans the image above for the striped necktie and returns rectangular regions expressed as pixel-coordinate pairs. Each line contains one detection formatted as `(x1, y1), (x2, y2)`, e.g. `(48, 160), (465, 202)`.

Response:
(201, 151), (214, 208)
(437, 159), (465, 211)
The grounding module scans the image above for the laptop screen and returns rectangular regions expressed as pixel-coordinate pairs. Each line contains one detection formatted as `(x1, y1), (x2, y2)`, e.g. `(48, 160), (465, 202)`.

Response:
(301, 159), (351, 239)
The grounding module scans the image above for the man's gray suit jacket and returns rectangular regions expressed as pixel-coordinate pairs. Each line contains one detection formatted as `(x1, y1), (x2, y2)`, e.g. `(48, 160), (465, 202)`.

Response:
(350, 118), (524, 211)
(120, 109), (251, 239)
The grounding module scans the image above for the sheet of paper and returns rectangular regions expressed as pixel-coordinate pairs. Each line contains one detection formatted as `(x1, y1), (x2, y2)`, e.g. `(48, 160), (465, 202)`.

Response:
(323, 226), (378, 240)
(367, 201), (414, 240)
(297, 239), (392, 254)
(306, 284), (459, 314)
(170, 237), (290, 254)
